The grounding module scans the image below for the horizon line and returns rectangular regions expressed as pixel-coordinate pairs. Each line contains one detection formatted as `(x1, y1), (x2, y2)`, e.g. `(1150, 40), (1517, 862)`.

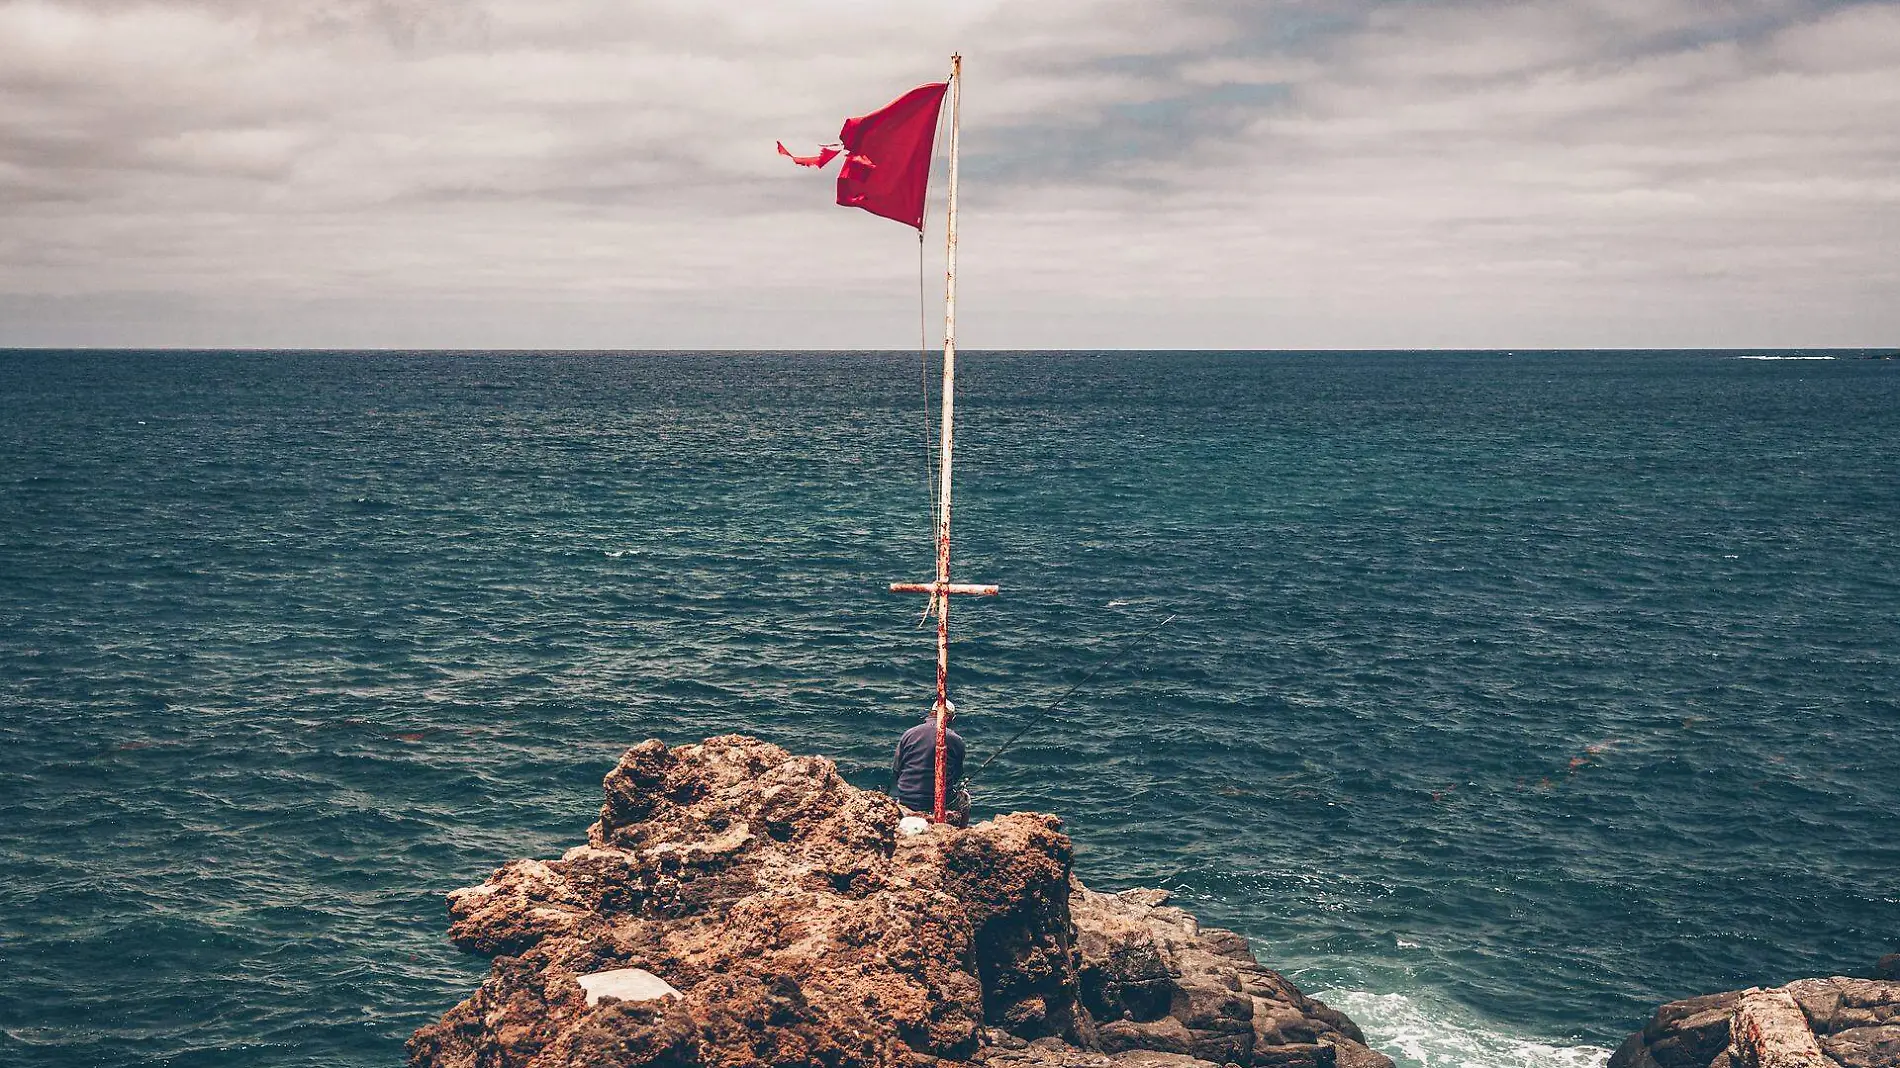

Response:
(4, 345), (1897, 356)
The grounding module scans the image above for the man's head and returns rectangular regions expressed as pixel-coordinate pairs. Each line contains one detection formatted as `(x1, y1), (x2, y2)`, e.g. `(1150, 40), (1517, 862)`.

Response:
(927, 699), (957, 725)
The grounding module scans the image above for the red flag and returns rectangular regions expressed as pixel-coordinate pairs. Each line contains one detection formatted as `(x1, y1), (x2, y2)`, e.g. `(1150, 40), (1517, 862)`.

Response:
(776, 141), (841, 169)
(834, 82), (948, 230)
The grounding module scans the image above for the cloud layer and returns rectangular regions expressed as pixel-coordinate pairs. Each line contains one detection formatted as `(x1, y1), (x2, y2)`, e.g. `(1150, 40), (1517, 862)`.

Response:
(2, 0), (1895, 348)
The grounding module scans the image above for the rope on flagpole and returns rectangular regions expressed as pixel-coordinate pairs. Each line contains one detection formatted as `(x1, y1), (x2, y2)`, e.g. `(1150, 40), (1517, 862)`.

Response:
(919, 228), (935, 531)
(915, 78), (953, 627)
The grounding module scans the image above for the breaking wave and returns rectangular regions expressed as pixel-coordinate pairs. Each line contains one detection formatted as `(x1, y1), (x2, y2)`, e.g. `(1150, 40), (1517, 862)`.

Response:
(1318, 989), (1613, 1068)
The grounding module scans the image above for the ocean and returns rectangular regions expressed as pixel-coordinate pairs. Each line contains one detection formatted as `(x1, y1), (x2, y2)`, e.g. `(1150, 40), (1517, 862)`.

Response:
(2, 349), (1896, 1068)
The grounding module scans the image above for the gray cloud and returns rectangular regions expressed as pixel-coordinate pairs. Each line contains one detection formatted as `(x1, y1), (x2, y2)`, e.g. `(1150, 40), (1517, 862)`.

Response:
(0, 0), (1894, 348)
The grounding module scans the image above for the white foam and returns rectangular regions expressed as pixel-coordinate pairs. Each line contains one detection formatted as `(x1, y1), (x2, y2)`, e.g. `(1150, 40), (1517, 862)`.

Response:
(1735, 355), (1834, 360)
(1316, 989), (1611, 1068)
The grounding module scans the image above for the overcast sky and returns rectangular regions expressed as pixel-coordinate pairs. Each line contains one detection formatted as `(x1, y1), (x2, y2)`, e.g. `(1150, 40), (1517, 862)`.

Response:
(2, 0), (1896, 349)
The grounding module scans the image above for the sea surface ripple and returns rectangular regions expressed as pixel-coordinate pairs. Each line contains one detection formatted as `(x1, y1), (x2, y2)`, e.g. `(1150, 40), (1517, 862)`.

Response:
(2, 349), (1896, 1068)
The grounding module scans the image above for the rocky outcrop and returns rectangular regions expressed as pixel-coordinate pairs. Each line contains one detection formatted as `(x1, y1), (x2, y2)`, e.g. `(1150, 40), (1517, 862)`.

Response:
(1609, 972), (1900, 1068)
(408, 735), (1387, 1068)
(1069, 886), (1382, 1068)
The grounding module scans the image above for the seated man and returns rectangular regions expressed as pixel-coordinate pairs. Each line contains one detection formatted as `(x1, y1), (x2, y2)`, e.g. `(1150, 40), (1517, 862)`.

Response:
(891, 701), (970, 825)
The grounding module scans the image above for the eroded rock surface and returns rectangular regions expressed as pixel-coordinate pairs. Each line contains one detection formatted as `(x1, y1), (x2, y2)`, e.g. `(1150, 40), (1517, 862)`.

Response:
(408, 735), (1385, 1068)
(1610, 972), (1900, 1068)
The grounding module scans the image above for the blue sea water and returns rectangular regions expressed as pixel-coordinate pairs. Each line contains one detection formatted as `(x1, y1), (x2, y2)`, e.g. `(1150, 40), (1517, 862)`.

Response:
(2, 349), (1896, 1068)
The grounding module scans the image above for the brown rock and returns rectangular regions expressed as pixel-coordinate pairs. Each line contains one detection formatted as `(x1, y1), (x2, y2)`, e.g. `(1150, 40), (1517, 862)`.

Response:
(1299, 997), (1368, 1047)
(1831, 977), (1900, 1018)
(1648, 1002), (1743, 1068)
(1099, 1017), (1194, 1055)
(1780, 980), (1843, 1034)
(1251, 1042), (1336, 1068)
(408, 735), (1379, 1068)
(1237, 970), (1306, 1007)
(1198, 929), (1258, 964)
(1608, 1030), (1662, 1068)
(1109, 1055), (1224, 1068)
(1073, 889), (1174, 1022)
(977, 1036), (1116, 1067)
(1646, 993), (1748, 1043)
(1613, 975), (1900, 1068)
(1170, 979), (1253, 1033)
(1318, 1035), (1395, 1068)
(1252, 998), (1317, 1049)
(1184, 1026), (1253, 1065)
(1818, 1025), (1900, 1068)
(1728, 989), (1829, 1068)
(1612, 990), (1746, 1068)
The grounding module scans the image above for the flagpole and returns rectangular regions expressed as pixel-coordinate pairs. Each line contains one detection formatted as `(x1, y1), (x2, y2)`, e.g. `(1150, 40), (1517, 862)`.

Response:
(931, 53), (962, 825)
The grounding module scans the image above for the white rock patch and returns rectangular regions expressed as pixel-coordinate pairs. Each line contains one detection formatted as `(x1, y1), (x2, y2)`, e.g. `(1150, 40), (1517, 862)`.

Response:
(576, 968), (683, 1007)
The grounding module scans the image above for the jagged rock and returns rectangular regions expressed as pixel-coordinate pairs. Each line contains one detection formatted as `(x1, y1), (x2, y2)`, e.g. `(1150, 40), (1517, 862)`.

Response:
(978, 1043), (1222, 1068)
(1320, 1035), (1397, 1068)
(1822, 1028), (1900, 1068)
(408, 735), (1379, 1068)
(1731, 989), (1831, 1068)
(1609, 968), (1900, 1068)
(1098, 1017), (1194, 1056)
(1252, 1043), (1336, 1068)
(1073, 890), (1176, 1022)
(1066, 883), (1377, 1066)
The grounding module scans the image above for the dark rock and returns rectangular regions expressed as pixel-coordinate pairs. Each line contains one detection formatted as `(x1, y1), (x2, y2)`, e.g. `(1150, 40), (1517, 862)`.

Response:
(1648, 1011), (1736, 1068)
(1609, 1029), (1662, 1068)
(1615, 991), (1744, 1068)
(1875, 955), (1900, 982)
(1645, 992), (1746, 1045)
(1074, 892), (1175, 1022)
(1067, 880), (1369, 1067)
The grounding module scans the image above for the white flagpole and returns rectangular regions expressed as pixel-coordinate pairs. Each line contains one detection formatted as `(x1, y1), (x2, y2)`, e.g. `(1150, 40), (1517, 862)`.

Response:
(931, 53), (962, 824)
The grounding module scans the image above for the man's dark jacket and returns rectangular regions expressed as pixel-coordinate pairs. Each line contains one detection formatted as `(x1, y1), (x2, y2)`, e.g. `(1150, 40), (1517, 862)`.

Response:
(891, 719), (963, 810)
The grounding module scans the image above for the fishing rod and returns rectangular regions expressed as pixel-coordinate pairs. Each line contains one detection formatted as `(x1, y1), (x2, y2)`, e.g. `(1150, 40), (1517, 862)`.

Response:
(969, 611), (1178, 784)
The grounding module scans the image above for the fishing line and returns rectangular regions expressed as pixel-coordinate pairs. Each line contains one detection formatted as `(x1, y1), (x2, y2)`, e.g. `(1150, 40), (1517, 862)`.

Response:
(969, 612), (1179, 783)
